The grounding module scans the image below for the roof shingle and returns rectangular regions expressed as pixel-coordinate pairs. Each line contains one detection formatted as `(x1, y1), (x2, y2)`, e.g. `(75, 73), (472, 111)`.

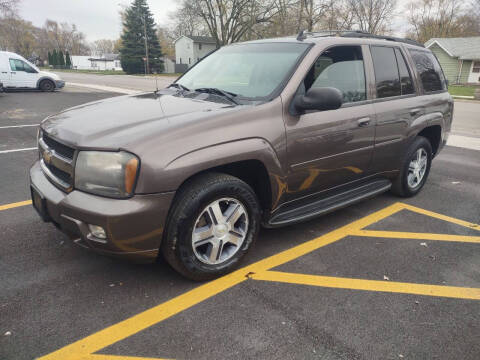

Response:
(425, 37), (480, 60)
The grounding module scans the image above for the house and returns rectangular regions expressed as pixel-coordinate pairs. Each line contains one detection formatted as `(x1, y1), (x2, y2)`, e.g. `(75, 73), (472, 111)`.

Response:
(425, 37), (480, 84)
(88, 53), (122, 71)
(71, 55), (92, 70)
(70, 54), (122, 71)
(174, 35), (217, 70)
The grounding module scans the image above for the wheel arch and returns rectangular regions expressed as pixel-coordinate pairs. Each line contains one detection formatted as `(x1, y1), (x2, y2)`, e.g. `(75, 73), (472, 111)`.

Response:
(36, 77), (55, 89)
(140, 138), (287, 212)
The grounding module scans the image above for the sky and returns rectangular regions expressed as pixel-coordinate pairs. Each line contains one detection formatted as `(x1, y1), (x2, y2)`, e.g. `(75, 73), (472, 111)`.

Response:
(19, 0), (409, 42)
(19, 0), (178, 41)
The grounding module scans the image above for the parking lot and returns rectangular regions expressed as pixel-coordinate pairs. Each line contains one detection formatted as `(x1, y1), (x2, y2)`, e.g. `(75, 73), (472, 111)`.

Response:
(1, 85), (479, 360)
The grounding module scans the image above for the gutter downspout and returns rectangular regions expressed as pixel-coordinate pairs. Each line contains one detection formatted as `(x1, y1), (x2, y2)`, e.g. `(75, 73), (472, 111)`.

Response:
(457, 59), (463, 84)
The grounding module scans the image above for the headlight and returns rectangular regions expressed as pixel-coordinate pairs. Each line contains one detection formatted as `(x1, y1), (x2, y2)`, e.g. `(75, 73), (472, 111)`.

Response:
(74, 151), (140, 198)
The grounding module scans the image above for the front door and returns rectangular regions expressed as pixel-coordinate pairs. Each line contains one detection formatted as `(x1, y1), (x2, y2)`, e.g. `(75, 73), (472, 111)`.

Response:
(9, 58), (38, 88)
(285, 45), (375, 201)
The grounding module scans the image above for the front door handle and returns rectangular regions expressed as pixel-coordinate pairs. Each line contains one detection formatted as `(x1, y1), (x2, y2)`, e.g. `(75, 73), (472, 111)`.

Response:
(357, 117), (371, 127)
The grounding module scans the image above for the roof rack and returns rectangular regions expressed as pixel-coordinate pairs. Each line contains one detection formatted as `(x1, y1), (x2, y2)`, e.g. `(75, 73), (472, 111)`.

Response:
(296, 30), (424, 48)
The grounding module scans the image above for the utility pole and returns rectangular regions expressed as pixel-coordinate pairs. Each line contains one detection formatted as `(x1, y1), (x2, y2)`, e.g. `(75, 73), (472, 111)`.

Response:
(142, 15), (149, 75)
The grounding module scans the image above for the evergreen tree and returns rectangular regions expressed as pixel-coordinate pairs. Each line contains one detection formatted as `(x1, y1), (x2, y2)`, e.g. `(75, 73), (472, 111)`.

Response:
(47, 51), (52, 66)
(65, 51), (72, 68)
(58, 50), (65, 66)
(52, 49), (58, 66)
(120, 0), (163, 74)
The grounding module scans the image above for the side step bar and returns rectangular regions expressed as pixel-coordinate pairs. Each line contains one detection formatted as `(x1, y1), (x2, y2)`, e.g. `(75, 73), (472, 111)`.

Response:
(267, 179), (392, 227)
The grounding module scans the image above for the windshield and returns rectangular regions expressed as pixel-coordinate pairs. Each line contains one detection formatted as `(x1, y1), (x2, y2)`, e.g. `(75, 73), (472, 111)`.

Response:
(176, 43), (310, 99)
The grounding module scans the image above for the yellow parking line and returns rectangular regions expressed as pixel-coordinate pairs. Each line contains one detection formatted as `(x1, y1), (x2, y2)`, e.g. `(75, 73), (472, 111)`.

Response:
(0, 200), (31, 211)
(251, 271), (480, 300)
(400, 203), (480, 231)
(36, 202), (480, 360)
(38, 203), (402, 360)
(351, 229), (480, 243)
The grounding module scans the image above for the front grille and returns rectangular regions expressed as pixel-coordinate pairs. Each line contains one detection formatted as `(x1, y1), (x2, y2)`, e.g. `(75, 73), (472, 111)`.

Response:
(39, 132), (75, 191)
(42, 133), (75, 160)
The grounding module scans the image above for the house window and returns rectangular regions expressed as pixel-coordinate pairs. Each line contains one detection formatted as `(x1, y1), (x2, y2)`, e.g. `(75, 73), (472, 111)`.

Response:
(189, 58), (191, 64)
(199, 43), (202, 50)
(179, 58), (182, 64)
(473, 61), (480, 73)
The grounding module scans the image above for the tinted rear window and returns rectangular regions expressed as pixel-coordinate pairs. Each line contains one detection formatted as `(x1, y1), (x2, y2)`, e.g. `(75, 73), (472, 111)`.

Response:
(371, 46), (401, 98)
(409, 49), (446, 92)
(394, 48), (415, 95)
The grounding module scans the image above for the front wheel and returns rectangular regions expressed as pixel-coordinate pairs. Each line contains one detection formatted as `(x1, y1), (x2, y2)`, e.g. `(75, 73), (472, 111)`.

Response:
(39, 79), (55, 92)
(162, 173), (261, 281)
(391, 136), (432, 197)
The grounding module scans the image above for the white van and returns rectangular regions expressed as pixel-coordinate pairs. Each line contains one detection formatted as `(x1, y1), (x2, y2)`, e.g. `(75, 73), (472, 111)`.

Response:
(0, 51), (65, 91)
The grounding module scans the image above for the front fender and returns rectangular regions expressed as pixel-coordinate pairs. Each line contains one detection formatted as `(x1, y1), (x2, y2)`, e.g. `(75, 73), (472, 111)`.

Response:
(136, 138), (286, 200)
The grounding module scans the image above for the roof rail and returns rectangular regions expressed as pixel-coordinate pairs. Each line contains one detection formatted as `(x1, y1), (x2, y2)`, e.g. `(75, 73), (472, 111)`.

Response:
(341, 30), (424, 47)
(295, 29), (424, 47)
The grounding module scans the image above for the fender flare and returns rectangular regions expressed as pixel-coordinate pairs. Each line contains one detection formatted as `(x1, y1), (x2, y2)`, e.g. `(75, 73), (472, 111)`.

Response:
(138, 138), (286, 207)
(36, 76), (55, 89)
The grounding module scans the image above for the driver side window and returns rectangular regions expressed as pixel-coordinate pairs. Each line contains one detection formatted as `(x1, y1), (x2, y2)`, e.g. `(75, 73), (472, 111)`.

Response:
(304, 46), (366, 104)
(9, 59), (36, 73)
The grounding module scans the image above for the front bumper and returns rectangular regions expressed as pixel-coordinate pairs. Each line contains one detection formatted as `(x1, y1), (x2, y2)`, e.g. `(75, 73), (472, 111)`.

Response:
(55, 80), (65, 89)
(30, 161), (175, 263)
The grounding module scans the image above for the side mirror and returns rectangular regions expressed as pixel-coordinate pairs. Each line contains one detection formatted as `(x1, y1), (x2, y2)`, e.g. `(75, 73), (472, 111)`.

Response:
(293, 87), (343, 114)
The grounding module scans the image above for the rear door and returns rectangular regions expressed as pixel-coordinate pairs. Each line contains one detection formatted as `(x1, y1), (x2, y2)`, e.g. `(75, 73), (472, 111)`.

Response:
(284, 45), (375, 200)
(368, 45), (419, 173)
(0, 54), (12, 87)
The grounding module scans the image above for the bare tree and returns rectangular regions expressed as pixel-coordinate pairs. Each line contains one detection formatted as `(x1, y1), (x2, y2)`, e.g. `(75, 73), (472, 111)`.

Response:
(181, 0), (279, 46)
(91, 39), (117, 56)
(406, 0), (479, 43)
(346, 0), (397, 34)
(0, 0), (18, 15)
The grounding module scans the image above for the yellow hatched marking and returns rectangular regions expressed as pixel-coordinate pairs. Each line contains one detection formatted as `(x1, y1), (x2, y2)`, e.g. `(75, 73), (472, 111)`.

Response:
(251, 271), (480, 300)
(351, 230), (480, 243)
(400, 203), (480, 231)
(38, 203), (401, 360)
(35, 202), (480, 360)
(0, 200), (31, 211)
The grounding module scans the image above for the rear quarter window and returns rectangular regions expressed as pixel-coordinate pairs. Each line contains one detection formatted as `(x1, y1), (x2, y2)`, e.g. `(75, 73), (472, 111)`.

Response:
(408, 49), (446, 93)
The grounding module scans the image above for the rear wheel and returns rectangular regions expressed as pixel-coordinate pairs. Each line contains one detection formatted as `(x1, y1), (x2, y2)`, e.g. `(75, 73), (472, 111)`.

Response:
(39, 79), (55, 92)
(162, 173), (261, 281)
(391, 136), (432, 197)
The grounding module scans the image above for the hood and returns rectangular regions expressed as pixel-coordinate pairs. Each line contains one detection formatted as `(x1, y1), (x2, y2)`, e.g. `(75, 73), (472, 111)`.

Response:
(39, 70), (60, 80)
(41, 91), (243, 150)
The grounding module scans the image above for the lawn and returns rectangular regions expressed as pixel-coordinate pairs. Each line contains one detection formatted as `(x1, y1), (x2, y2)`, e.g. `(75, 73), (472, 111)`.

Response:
(448, 85), (478, 97)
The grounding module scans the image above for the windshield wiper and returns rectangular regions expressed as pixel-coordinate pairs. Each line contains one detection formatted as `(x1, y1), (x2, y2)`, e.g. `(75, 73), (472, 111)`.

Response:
(194, 87), (239, 105)
(168, 83), (190, 92)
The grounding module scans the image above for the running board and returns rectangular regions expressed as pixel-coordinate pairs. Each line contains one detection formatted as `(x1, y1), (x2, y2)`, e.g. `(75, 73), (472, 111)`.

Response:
(267, 179), (392, 227)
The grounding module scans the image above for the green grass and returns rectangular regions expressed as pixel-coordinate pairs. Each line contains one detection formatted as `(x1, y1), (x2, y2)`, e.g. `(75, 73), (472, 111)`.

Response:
(132, 73), (182, 77)
(448, 85), (477, 97)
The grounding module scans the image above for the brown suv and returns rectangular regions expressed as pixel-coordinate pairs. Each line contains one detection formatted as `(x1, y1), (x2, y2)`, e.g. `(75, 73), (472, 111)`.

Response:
(30, 31), (453, 280)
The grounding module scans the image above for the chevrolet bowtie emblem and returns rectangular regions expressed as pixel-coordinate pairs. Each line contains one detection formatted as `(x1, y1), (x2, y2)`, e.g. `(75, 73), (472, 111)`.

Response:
(43, 149), (52, 164)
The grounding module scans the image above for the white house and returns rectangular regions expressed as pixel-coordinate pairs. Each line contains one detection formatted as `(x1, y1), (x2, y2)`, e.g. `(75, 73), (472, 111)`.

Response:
(88, 54), (122, 71)
(71, 55), (92, 70)
(71, 54), (122, 71)
(175, 35), (217, 68)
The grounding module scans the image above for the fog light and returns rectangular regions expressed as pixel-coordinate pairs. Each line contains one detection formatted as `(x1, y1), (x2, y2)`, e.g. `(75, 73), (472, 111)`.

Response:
(88, 224), (106, 239)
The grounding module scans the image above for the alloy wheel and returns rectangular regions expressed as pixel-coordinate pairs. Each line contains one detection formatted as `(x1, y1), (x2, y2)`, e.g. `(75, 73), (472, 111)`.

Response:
(192, 198), (249, 265)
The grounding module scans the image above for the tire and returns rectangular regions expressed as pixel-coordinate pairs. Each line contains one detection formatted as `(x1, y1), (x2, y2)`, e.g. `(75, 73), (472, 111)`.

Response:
(391, 136), (432, 197)
(39, 79), (55, 92)
(162, 172), (261, 281)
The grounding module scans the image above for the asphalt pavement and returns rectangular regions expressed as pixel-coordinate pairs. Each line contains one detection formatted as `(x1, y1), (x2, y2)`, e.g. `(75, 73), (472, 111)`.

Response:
(0, 85), (479, 360)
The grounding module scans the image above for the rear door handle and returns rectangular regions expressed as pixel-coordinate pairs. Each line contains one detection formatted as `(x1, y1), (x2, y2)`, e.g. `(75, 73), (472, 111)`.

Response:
(357, 117), (371, 127)
(11, 72), (16, 74)
(410, 108), (422, 116)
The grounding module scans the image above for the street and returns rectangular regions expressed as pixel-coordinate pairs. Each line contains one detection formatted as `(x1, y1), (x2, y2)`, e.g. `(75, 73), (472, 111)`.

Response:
(0, 82), (479, 360)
